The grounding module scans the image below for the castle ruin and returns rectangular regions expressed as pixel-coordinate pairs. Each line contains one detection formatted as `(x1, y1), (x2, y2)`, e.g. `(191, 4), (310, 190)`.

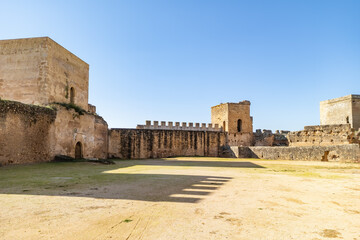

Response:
(0, 37), (359, 165)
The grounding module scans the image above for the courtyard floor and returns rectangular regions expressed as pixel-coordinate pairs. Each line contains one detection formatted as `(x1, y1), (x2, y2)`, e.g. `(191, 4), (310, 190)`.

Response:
(0, 157), (359, 240)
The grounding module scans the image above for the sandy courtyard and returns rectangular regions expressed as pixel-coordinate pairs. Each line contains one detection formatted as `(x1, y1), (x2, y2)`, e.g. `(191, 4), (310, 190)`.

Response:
(0, 157), (359, 240)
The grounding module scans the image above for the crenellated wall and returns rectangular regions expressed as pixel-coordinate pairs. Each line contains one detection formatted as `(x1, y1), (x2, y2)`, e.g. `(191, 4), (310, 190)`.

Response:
(137, 120), (223, 132)
(108, 128), (226, 159)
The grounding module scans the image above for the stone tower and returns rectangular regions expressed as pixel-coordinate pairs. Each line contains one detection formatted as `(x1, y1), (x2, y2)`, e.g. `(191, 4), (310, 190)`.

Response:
(320, 94), (360, 130)
(0, 37), (90, 110)
(211, 101), (253, 146)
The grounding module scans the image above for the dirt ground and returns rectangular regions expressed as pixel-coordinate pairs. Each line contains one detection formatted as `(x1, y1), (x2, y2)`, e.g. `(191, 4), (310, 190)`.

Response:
(0, 157), (359, 240)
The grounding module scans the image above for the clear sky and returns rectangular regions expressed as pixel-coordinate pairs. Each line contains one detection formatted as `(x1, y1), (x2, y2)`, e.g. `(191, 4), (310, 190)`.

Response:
(0, 0), (359, 131)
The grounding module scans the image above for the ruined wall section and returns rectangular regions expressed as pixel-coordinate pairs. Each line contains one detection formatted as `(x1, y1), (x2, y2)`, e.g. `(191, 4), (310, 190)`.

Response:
(0, 100), (56, 165)
(46, 38), (89, 110)
(231, 145), (360, 163)
(288, 124), (359, 146)
(254, 129), (289, 146)
(108, 129), (226, 159)
(51, 104), (108, 159)
(0, 37), (49, 105)
(0, 100), (108, 165)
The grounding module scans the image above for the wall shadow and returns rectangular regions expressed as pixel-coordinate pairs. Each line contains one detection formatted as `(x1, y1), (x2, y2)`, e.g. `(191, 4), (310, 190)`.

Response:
(112, 158), (265, 169)
(0, 159), (264, 203)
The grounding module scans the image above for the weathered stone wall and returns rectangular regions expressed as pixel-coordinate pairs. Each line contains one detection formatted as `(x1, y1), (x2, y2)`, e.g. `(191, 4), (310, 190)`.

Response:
(0, 37), (89, 110)
(108, 129), (226, 159)
(231, 145), (360, 163)
(288, 124), (359, 146)
(254, 129), (289, 146)
(353, 96), (360, 130)
(0, 100), (108, 165)
(51, 104), (108, 160)
(0, 100), (56, 165)
(0, 37), (48, 105)
(211, 103), (229, 131)
(227, 132), (254, 146)
(47, 38), (89, 110)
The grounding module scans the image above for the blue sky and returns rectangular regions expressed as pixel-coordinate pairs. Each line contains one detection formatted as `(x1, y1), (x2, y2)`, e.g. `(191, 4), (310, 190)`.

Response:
(0, 0), (359, 131)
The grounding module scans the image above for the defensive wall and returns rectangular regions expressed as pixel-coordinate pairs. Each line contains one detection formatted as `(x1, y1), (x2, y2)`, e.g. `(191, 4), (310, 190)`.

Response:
(108, 128), (226, 159)
(136, 120), (222, 132)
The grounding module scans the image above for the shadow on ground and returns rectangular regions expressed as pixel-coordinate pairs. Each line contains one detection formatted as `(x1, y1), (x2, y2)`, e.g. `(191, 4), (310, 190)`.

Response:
(0, 158), (264, 203)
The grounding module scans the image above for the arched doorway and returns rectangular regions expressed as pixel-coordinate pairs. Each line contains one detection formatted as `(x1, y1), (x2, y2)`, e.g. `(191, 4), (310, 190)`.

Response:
(70, 87), (75, 104)
(237, 119), (242, 132)
(75, 142), (83, 159)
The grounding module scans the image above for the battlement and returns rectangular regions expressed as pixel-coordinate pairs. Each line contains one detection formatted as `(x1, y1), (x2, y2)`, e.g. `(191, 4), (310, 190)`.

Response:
(255, 129), (290, 135)
(136, 120), (223, 132)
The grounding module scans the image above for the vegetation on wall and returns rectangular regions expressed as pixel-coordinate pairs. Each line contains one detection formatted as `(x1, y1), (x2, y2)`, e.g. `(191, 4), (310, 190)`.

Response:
(53, 102), (86, 115)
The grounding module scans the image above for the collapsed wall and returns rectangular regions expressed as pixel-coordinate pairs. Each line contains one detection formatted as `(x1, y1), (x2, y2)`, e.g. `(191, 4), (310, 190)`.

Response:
(108, 129), (226, 159)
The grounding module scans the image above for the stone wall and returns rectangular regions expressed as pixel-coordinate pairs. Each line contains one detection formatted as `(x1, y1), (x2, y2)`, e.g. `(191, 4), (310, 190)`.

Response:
(231, 145), (360, 163)
(288, 124), (359, 146)
(0, 100), (56, 165)
(353, 96), (360, 130)
(108, 129), (226, 159)
(0, 100), (108, 165)
(51, 104), (108, 159)
(0, 37), (89, 110)
(254, 129), (289, 146)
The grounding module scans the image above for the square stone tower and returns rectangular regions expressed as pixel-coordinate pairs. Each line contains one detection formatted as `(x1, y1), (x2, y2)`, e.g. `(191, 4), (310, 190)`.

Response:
(0, 37), (89, 110)
(211, 101), (253, 146)
(211, 101), (253, 134)
(320, 94), (360, 130)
